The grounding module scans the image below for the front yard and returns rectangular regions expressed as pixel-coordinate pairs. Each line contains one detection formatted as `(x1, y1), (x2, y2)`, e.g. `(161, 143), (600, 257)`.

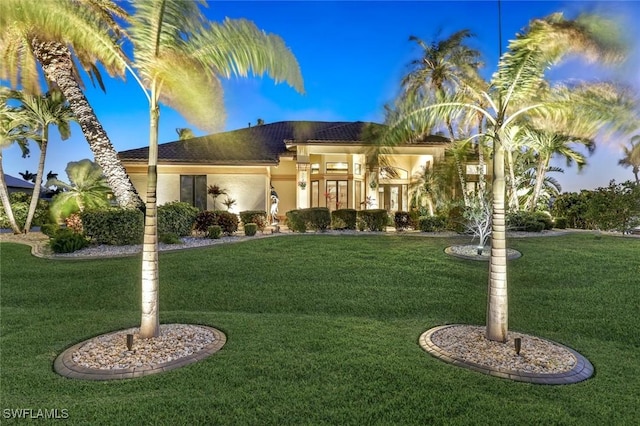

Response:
(1, 233), (638, 424)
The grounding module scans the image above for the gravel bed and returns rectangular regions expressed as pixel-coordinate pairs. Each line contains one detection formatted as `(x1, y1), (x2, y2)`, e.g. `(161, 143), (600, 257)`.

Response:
(430, 325), (576, 374)
(446, 244), (521, 259)
(72, 324), (216, 370)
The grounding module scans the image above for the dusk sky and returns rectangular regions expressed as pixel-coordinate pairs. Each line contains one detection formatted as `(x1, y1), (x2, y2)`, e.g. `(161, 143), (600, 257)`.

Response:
(3, 1), (640, 193)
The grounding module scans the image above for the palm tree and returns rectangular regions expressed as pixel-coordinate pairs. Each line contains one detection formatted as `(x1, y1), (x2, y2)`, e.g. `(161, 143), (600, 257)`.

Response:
(401, 30), (486, 206)
(18, 170), (37, 182)
(9, 89), (76, 232)
(126, 0), (304, 338)
(46, 159), (111, 223)
(0, 0), (143, 210)
(522, 127), (593, 211)
(618, 135), (640, 184)
(0, 88), (31, 233)
(175, 128), (195, 140)
(386, 13), (636, 342)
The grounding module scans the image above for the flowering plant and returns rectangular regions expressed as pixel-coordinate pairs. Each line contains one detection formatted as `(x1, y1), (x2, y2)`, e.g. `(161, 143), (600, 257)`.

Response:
(298, 180), (307, 189)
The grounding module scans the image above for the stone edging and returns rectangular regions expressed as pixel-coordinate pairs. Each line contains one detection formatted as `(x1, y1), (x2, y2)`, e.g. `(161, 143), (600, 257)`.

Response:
(54, 325), (226, 380)
(444, 246), (522, 261)
(418, 324), (594, 385)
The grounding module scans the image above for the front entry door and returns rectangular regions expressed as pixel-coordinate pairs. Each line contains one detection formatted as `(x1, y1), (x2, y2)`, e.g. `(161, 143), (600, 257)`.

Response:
(382, 185), (403, 212)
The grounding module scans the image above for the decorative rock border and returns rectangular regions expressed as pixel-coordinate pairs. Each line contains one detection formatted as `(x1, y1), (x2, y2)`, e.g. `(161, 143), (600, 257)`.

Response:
(444, 245), (522, 261)
(419, 325), (594, 385)
(54, 325), (226, 380)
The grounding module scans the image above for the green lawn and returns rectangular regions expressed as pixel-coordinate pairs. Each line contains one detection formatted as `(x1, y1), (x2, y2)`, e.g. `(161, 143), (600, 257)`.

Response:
(1, 233), (639, 425)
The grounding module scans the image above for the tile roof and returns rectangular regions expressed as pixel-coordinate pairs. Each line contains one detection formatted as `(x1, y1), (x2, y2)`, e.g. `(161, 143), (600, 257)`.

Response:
(118, 121), (448, 164)
(4, 174), (35, 189)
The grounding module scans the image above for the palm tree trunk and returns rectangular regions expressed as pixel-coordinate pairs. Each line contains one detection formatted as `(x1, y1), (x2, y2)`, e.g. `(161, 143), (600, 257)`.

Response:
(23, 130), (47, 233)
(486, 138), (508, 343)
(31, 39), (144, 210)
(139, 99), (160, 339)
(506, 149), (519, 211)
(528, 155), (550, 212)
(0, 155), (22, 234)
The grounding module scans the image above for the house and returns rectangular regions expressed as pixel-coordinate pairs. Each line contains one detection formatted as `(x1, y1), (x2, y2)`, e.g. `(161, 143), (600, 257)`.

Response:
(4, 174), (36, 195)
(118, 121), (456, 218)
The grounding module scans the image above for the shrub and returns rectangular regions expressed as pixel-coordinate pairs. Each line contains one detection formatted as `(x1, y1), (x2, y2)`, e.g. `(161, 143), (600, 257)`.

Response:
(244, 223), (258, 236)
(394, 211), (412, 231)
(357, 209), (388, 232)
(65, 213), (83, 234)
(507, 211), (546, 232)
(331, 209), (356, 230)
(159, 232), (182, 244)
(195, 211), (218, 233)
(554, 217), (568, 229)
(533, 211), (554, 230)
(285, 210), (307, 233)
(0, 192), (49, 230)
(418, 215), (447, 232)
(240, 210), (267, 231)
(207, 225), (222, 239)
(303, 207), (331, 231)
(40, 223), (60, 238)
(49, 229), (89, 253)
(81, 208), (144, 245)
(158, 202), (198, 236)
(216, 211), (239, 235)
(446, 205), (466, 233)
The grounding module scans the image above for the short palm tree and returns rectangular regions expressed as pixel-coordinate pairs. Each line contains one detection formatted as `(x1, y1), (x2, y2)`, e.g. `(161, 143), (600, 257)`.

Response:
(618, 135), (640, 184)
(0, 88), (31, 233)
(126, 0), (304, 338)
(0, 0), (143, 209)
(386, 13), (636, 342)
(9, 89), (76, 232)
(175, 128), (195, 140)
(46, 159), (111, 223)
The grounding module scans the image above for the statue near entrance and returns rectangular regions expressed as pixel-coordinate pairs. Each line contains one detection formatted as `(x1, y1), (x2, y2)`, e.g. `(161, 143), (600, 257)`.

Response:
(270, 186), (279, 224)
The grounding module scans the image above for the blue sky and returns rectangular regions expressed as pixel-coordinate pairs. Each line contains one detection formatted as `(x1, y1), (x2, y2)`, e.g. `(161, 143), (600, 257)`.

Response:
(3, 0), (640, 193)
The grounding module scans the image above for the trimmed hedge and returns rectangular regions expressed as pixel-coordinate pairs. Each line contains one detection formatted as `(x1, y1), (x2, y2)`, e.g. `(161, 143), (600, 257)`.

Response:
(506, 211), (547, 232)
(357, 209), (388, 232)
(240, 210), (267, 231)
(331, 209), (357, 230)
(81, 208), (144, 245)
(554, 217), (568, 229)
(158, 202), (198, 236)
(207, 225), (222, 239)
(285, 208), (331, 232)
(244, 223), (258, 236)
(285, 210), (306, 233)
(418, 215), (447, 232)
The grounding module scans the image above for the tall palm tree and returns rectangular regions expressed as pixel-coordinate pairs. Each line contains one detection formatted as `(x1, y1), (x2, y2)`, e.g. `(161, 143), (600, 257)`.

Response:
(0, 0), (143, 209)
(9, 89), (76, 232)
(401, 30), (486, 206)
(618, 135), (640, 184)
(126, 0), (304, 338)
(386, 13), (636, 342)
(0, 88), (31, 233)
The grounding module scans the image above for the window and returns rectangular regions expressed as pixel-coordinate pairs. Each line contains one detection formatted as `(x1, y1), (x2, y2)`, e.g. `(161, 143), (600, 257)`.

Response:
(180, 175), (207, 210)
(326, 180), (347, 210)
(311, 163), (320, 174)
(354, 163), (362, 175)
(311, 181), (320, 207)
(326, 162), (348, 174)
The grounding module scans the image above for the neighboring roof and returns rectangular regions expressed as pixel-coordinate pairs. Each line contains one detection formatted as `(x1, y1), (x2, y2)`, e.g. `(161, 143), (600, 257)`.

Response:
(118, 121), (449, 165)
(4, 174), (35, 189)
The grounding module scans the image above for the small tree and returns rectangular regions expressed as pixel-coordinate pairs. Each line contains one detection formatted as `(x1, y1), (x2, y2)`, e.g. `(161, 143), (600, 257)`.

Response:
(208, 185), (228, 210)
(463, 191), (492, 254)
